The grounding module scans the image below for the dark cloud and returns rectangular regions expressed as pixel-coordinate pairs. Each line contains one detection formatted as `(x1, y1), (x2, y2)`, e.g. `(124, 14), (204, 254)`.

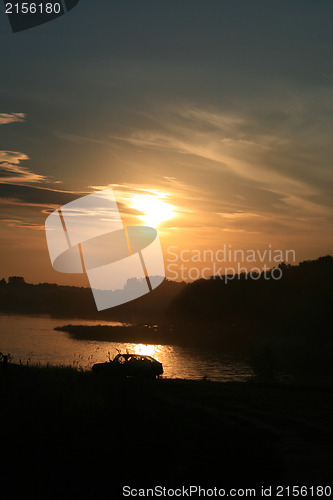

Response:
(0, 183), (86, 208)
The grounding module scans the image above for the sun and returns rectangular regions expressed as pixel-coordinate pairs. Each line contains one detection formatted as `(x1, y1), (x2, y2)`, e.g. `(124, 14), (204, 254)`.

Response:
(131, 195), (175, 227)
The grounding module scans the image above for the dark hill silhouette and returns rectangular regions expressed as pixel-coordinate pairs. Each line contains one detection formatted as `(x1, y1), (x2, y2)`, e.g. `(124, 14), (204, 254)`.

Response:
(169, 255), (333, 335)
(168, 255), (333, 379)
(0, 277), (185, 322)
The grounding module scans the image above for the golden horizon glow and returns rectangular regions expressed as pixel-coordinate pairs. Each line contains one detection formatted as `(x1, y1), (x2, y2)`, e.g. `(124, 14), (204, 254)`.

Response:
(131, 194), (176, 228)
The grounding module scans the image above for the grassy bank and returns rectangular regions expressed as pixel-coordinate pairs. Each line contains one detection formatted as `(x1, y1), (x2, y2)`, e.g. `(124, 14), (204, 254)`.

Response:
(0, 363), (332, 497)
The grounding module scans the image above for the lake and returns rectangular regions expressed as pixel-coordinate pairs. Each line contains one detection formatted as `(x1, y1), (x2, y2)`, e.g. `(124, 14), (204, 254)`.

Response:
(0, 314), (253, 382)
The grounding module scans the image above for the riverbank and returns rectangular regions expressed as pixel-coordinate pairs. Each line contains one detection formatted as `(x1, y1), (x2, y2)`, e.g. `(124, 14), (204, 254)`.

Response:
(0, 363), (332, 497)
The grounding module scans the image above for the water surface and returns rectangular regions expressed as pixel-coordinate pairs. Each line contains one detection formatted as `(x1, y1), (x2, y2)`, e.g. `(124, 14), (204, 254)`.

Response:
(0, 314), (253, 382)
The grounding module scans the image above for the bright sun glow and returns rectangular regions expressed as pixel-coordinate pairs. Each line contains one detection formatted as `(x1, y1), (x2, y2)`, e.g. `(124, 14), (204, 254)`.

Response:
(124, 343), (162, 358)
(131, 195), (175, 227)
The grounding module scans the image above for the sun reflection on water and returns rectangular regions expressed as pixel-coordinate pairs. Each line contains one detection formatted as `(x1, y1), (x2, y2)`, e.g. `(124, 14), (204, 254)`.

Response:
(123, 343), (163, 360)
(0, 315), (253, 382)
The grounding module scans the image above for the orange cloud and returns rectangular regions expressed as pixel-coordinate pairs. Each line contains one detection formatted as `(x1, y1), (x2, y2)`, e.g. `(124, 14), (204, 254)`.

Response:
(0, 113), (25, 125)
(0, 151), (46, 184)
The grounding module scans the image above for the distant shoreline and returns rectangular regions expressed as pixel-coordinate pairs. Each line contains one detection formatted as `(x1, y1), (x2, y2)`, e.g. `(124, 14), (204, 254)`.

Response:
(54, 324), (174, 346)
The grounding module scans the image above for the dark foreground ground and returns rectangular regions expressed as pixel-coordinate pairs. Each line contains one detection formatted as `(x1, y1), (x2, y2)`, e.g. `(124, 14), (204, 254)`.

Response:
(0, 364), (332, 499)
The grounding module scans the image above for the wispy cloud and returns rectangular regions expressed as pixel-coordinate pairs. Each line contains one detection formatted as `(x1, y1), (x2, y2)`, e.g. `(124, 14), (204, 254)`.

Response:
(0, 218), (44, 230)
(0, 151), (47, 184)
(0, 113), (46, 186)
(0, 113), (25, 126)
(0, 183), (87, 208)
(54, 130), (112, 145)
(108, 97), (333, 227)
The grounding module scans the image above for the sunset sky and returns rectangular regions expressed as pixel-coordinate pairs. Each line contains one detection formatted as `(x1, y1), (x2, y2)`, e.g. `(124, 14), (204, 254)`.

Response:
(1, 1), (333, 285)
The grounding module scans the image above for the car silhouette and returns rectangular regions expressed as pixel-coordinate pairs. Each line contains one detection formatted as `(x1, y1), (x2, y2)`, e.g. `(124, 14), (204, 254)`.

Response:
(92, 353), (163, 379)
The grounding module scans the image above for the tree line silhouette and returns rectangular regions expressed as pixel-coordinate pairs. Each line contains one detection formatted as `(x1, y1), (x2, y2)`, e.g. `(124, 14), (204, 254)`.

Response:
(169, 256), (333, 334)
(0, 275), (184, 322)
(168, 255), (333, 379)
